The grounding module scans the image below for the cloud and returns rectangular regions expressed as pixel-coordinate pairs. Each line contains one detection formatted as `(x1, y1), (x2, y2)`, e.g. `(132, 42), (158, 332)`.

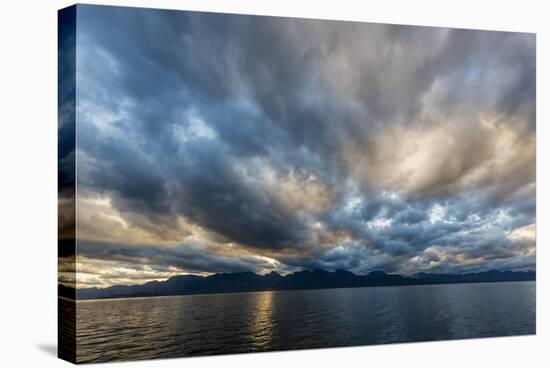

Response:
(75, 240), (285, 287)
(67, 5), (536, 286)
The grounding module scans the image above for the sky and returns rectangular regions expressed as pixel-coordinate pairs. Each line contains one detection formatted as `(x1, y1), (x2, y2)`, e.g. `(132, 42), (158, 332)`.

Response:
(59, 5), (536, 288)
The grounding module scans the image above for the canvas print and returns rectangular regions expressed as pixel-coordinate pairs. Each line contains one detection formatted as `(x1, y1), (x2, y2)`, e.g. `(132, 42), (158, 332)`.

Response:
(58, 4), (536, 364)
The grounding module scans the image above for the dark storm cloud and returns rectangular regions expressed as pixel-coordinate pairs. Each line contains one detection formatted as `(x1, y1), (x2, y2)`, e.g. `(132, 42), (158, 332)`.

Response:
(58, 6), (77, 207)
(73, 5), (535, 282)
(58, 7), (77, 267)
(77, 240), (279, 275)
(312, 188), (534, 273)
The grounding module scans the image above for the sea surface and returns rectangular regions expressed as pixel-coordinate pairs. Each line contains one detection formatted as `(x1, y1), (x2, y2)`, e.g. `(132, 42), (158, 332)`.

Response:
(71, 281), (535, 363)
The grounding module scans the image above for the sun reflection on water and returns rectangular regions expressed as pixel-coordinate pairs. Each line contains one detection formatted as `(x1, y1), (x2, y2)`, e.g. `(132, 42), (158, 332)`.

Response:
(249, 291), (275, 350)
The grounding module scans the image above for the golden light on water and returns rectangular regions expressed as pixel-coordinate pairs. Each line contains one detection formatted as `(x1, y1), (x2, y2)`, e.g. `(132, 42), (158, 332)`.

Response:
(250, 291), (275, 350)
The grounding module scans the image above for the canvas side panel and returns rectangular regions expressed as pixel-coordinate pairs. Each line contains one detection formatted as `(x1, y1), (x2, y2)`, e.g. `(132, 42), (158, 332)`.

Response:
(58, 5), (77, 364)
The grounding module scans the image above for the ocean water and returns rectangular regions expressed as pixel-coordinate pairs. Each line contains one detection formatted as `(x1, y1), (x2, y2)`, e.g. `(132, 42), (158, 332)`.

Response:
(71, 281), (535, 363)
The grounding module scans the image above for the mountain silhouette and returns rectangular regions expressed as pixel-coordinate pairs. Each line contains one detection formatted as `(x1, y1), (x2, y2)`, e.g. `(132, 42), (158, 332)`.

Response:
(61, 269), (535, 300)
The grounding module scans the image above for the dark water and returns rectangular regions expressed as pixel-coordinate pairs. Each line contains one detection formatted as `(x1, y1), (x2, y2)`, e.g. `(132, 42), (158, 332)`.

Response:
(73, 281), (535, 363)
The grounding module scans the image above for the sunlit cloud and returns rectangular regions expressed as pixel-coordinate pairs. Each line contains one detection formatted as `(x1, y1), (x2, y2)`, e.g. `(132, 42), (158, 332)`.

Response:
(61, 7), (535, 287)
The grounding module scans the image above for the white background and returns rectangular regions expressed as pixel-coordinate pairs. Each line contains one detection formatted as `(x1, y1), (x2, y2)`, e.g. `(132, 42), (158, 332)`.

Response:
(0, 0), (547, 367)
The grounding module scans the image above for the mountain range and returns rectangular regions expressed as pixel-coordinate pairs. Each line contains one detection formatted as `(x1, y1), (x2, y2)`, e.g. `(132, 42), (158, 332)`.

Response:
(58, 269), (535, 300)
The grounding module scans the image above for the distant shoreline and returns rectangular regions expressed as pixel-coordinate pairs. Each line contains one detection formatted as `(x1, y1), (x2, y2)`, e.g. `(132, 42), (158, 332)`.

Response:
(60, 279), (536, 302)
(59, 269), (535, 301)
